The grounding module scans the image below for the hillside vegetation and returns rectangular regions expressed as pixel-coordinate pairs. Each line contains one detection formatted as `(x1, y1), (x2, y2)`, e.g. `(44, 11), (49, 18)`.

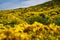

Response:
(0, 0), (60, 40)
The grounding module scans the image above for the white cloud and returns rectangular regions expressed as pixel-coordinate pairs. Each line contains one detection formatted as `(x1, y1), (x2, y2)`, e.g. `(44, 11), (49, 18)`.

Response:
(0, 0), (50, 10)
(20, 0), (50, 7)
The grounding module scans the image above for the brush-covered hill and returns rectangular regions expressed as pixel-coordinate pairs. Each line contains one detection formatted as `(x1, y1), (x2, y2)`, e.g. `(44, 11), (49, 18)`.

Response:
(0, 0), (60, 26)
(0, 0), (60, 40)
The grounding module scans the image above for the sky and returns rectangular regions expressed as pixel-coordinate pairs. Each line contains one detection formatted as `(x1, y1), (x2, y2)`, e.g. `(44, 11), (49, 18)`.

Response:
(0, 0), (50, 10)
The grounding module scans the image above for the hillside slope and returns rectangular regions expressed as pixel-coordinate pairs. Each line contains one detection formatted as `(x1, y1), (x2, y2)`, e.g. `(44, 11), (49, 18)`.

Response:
(0, 0), (60, 40)
(0, 1), (60, 26)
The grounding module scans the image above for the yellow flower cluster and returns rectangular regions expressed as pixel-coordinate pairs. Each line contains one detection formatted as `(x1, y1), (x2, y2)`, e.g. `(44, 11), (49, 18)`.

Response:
(0, 22), (60, 40)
